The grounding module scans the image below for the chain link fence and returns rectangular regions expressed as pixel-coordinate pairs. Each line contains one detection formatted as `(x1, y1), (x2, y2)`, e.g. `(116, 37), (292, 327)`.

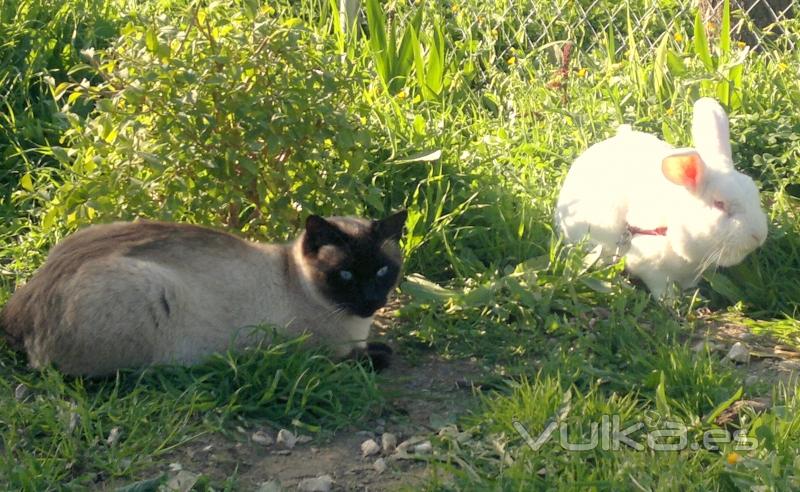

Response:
(485, 0), (797, 61)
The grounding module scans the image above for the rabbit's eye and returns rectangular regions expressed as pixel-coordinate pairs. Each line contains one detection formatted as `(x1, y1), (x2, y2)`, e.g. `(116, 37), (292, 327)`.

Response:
(713, 200), (726, 212)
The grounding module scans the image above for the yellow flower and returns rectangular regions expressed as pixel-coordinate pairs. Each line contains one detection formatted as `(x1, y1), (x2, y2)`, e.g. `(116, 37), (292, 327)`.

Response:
(451, 4), (459, 13)
(674, 32), (684, 43)
(577, 68), (587, 78)
(396, 89), (408, 100)
(726, 452), (741, 465)
(706, 21), (717, 33)
(778, 62), (788, 72)
(666, 107), (674, 115)
(507, 56), (516, 66)
(736, 41), (746, 49)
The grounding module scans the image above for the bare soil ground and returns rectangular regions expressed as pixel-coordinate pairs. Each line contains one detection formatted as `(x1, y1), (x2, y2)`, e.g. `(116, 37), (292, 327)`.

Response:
(109, 307), (799, 491)
(150, 352), (486, 491)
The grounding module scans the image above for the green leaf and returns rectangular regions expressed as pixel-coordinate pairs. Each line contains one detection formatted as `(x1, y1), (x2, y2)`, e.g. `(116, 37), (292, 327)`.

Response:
(693, 11), (714, 71)
(605, 26), (616, 65)
(114, 474), (167, 492)
(391, 149), (441, 164)
(654, 34), (670, 97)
(703, 271), (746, 303)
(655, 371), (671, 416)
(20, 173), (34, 191)
(410, 26), (426, 95)
(51, 146), (70, 164)
(425, 21), (446, 96)
(666, 51), (687, 75)
(720, 0), (731, 56)
(396, 8), (423, 84)
(705, 387), (744, 425)
(580, 277), (613, 294)
(145, 28), (159, 54)
(364, 0), (389, 86)
(401, 274), (455, 303)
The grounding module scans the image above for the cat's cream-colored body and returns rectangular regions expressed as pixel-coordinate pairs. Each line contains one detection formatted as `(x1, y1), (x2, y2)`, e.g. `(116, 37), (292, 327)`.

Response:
(2, 221), (373, 376)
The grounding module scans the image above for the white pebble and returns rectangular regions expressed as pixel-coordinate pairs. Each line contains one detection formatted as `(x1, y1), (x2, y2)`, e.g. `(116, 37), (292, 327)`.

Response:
(252, 430), (274, 446)
(381, 432), (397, 454)
(361, 438), (380, 457)
(726, 342), (750, 363)
(106, 427), (121, 446)
(277, 429), (297, 449)
(255, 480), (282, 492)
(413, 441), (432, 455)
(14, 383), (28, 401)
(297, 474), (333, 492)
(373, 457), (387, 474)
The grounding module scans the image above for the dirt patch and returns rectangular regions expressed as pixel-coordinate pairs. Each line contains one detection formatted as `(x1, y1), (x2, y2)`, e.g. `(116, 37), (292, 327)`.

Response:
(691, 314), (800, 389)
(111, 303), (489, 491)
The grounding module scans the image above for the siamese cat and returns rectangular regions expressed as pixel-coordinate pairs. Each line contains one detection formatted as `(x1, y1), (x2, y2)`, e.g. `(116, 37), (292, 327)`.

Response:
(0, 211), (407, 377)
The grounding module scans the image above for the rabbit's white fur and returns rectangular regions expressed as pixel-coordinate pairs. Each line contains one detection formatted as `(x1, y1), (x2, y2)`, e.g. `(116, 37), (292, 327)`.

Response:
(555, 98), (768, 298)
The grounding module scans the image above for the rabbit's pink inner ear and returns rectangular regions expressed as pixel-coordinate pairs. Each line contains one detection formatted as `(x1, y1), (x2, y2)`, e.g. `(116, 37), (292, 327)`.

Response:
(662, 152), (705, 192)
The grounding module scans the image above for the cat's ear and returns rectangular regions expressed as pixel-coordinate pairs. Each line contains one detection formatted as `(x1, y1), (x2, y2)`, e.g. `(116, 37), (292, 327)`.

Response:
(373, 209), (407, 241)
(303, 215), (343, 253)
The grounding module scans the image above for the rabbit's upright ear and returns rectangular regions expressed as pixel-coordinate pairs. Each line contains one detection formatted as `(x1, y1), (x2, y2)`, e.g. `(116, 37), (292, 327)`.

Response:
(691, 98), (733, 169)
(662, 150), (706, 193)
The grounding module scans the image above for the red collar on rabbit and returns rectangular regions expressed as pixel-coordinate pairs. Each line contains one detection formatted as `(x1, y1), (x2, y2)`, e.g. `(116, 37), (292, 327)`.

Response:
(627, 225), (668, 236)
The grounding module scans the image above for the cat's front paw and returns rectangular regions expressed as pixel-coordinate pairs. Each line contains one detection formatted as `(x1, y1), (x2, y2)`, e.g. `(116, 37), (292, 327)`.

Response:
(349, 342), (393, 372)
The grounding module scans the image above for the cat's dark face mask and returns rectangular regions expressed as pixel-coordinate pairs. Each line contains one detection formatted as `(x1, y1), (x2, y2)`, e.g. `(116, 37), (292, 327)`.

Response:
(301, 211), (406, 318)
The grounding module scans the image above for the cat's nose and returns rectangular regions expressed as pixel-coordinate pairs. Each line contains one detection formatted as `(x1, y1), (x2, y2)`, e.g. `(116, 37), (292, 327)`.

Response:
(363, 290), (382, 302)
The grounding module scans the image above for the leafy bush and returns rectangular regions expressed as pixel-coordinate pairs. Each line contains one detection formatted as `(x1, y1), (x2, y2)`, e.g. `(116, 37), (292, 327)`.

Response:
(36, 3), (375, 238)
(0, 0), (120, 201)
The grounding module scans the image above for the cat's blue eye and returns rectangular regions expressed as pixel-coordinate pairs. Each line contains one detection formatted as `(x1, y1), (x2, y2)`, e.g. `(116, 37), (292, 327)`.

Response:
(376, 266), (389, 277)
(339, 270), (353, 281)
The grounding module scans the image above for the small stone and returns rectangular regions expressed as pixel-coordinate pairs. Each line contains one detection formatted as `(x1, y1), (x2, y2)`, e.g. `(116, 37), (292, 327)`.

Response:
(277, 429), (297, 449)
(373, 457), (387, 474)
(745, 375), (759, 386)
(361, 438), (380, 457)
(255, 480), (282, 492)
(14, 383), (29, 401)
(413, 441), (432, 455)
(68, 412), (80, 433)
(296, 434), (313, 445)
(252, 430), (274, 446)
(726, 342), (750, 364)
(779, 359), (800, 372)
(310, 447), (319, 454)
(166, 470), (200, 492)
(106, 427), (121, 446)
(397, 436), (425, 452)
(297, 474), (333, 492)
(272, 450), (292, 456)
(380, 432), (397, 454)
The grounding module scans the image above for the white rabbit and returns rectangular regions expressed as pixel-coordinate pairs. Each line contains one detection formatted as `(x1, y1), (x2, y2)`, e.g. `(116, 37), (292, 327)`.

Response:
(555, 98), (768, 298)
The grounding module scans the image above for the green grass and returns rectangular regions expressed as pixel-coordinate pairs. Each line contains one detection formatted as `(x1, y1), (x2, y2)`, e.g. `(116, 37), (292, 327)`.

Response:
(0, 333), (381, 488)
(1, 0), (800, 489)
